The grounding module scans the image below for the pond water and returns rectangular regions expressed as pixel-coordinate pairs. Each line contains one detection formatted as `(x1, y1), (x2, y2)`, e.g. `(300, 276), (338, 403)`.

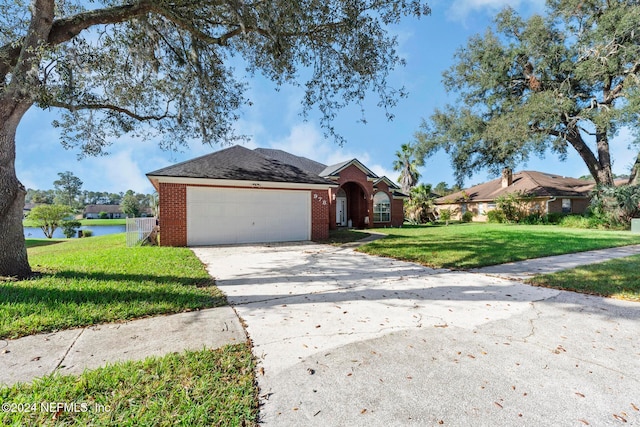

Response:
(23, 225), (126, 239)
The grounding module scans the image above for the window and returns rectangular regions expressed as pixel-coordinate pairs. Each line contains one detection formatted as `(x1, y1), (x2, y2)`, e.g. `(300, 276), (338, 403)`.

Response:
(373, 192), (391, 222)
(478, 203), (484, 216)
(562, 198), (571, 213)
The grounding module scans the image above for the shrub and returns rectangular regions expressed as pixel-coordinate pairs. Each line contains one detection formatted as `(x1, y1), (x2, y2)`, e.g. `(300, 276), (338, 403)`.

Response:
(495, 192), (533, 223)
(61, 220), (81, 238)
(486, 210), (505, 223)
(590, 184), (640, 229)
(521, 212), (545, 225)
(80, 229), (94, 237)
(99, 211), (109, 219)
(559, 215), (591, 229)
(545, 212), (565, 224)
(439, 208), (452, 226)
(461, 211), (474, 223)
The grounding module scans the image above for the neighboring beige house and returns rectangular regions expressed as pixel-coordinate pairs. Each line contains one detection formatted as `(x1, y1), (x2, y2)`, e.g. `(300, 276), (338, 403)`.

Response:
(84, 204), (126, 219)
(435, 169), (595, 222)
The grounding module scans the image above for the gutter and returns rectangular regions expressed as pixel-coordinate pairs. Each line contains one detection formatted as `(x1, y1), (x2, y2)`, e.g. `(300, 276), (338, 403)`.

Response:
(546, 196), (557, 215)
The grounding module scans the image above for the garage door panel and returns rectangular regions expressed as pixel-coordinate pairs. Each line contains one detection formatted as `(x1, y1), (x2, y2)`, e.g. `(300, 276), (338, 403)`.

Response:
(186, 187), (311, 245)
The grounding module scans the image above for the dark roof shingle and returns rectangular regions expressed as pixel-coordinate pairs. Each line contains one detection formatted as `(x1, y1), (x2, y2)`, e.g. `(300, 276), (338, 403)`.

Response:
(147, 145), (334, 186)
(254, 148), (327, 175)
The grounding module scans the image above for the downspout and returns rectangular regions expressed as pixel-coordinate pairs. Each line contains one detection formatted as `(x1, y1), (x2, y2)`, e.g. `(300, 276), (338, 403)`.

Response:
(546, 197), (557, 216)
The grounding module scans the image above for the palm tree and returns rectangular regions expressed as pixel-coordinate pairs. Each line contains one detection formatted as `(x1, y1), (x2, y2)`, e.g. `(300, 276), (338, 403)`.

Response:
(406, 183), (436, 224)
(393, 143), (421, 194)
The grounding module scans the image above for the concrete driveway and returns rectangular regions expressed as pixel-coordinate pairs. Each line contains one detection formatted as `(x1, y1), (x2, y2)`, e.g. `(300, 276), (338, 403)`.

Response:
(193, 243), (640, 426)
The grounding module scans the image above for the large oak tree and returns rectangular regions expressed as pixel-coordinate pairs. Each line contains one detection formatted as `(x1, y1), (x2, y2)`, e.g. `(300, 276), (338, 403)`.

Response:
(414, 0), (640, 186)
(0, 0), (430, 278)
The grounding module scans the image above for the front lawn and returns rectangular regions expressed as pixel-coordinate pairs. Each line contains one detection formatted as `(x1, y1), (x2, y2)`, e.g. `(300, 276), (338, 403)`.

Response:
(314, 228), (371, 245)
(1, 234), (226, 339)
(22, 218), (127, 227)
(359, 223), (640, 269)
(0, 343), (258, 426)
(528, 255), (640, 301)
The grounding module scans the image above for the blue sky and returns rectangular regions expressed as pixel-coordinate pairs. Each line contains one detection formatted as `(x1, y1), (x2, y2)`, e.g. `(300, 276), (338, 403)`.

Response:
(15, 0), (636, 194)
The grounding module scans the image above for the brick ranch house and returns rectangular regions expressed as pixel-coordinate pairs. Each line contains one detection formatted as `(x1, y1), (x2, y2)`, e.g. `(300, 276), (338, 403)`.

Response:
(435, 168), (596, 221)
(146, 145), (407, 246)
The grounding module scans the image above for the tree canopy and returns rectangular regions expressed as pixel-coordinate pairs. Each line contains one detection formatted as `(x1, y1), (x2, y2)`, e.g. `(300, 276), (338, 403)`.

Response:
(413, 0), (640, 187)
(53, 171), (83, 208)
(26, 204), (72, 238)
(1, 0), (430, 153)
(0, 0), (430, 278)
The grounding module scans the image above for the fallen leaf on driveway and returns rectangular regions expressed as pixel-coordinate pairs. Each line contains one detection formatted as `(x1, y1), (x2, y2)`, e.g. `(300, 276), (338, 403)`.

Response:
(575, 392), (585, 398)
(434, 324), (448, 328)
(578, 419), (589, 425)
(361, 409), (367, 414)
(631, 403), (639, 411)
(612, 414), (627, 422)
(31, 356), (41, 361)
(494, 402), (503, 409)
(258, 367), (265, 376)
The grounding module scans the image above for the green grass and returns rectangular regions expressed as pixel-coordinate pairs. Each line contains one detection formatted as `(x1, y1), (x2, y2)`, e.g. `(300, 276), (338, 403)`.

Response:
(24, 239), (64, 248)
(527, 255), (640, 301)
(1, 234), (226, 339)
(0, 343), (258, 426)
(78, 218), (127, 226)
(359, 223), (640, 269)
(314, 228), (371, 245)
(23, 218), (127, 227)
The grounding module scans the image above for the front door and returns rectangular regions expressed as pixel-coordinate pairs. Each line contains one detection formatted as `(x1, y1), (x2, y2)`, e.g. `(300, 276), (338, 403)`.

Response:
(336, 197), (347, 226)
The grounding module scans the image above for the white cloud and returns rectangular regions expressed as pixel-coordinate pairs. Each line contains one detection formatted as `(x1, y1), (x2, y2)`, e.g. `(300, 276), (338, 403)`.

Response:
(82, 149), (153, 193)
(266, 123), (400, 182)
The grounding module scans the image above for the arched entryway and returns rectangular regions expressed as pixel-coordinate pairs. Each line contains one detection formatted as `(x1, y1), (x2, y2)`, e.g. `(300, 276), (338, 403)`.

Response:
(334, 182), (370, 229)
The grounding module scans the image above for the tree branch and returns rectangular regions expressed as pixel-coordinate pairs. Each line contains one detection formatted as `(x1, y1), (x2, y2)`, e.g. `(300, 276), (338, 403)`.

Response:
(47, 100), (172, 122)
(1, 1), (156, 80)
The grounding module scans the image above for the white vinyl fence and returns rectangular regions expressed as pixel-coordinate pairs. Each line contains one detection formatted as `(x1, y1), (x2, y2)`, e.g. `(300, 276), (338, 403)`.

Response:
(126, 217), (157, 247)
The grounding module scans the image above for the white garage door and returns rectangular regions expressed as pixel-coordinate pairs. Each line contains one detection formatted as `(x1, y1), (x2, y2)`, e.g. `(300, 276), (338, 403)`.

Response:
(186, 187), (311, 245)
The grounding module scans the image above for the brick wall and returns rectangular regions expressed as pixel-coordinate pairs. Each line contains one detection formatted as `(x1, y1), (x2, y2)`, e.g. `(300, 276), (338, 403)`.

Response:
(329, 164), (374, 229)
(158, 182), (330, 246)
(311, 189), (331, 240)
(158, 183), (187, 246)
(391, 199), (405, 226)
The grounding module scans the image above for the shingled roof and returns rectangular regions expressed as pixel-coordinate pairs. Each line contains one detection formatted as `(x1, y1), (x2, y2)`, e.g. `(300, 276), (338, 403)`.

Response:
(436, 171), (595, 204)
(147, 145), (334, 186)
(254, 148), (327, 175)
(319, 159), (379, 179)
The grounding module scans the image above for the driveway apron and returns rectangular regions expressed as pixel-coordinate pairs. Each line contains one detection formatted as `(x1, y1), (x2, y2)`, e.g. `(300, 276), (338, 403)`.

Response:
(192, 243), (640, 426)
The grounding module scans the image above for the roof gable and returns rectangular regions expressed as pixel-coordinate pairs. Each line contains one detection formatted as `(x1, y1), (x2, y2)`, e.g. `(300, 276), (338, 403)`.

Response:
(373, 176), (400, 190)
(147, 145), (334, 186)
(435, 171), (595, 204)
(319, 159), (379, 179)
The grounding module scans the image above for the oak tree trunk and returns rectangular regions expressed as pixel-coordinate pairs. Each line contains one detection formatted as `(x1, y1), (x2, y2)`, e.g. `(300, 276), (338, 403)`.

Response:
(0, 102), (33, 279)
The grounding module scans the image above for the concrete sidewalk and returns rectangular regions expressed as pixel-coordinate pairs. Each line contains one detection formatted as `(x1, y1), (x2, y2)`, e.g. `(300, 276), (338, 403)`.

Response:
(0, 307), (245, 386)
(471, 244), (640, 280)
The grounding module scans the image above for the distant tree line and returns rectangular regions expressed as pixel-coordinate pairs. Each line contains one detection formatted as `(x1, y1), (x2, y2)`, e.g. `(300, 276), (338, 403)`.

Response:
(25, 171), (156, 217)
